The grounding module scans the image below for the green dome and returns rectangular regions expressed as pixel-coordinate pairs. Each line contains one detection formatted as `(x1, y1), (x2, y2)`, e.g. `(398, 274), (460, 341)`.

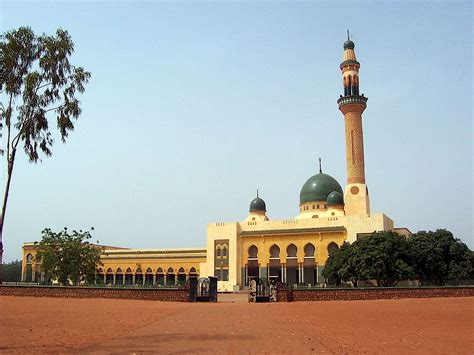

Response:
(327, 191), (344, 206)
(299, 173), (343, 204)
(249, 197), (266, 212)
(343, 39), (355, 50)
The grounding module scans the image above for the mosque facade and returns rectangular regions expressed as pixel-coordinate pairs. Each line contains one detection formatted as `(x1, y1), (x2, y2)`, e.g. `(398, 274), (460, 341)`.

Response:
(22, 37), (409, 291)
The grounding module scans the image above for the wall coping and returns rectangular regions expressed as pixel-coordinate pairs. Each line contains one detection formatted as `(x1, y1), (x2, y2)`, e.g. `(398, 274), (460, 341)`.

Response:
(292, 286), (474, 291)
(0, 284), (184, 291)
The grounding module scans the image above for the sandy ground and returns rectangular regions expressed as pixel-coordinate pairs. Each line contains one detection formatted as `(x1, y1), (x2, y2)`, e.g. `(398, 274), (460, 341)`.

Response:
(0, 295), (473, 354)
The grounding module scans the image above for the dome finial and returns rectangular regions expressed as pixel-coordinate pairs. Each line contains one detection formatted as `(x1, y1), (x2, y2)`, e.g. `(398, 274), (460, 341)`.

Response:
(347, 29), (350, 41)
(319, 157), (322, 173)
(256, 189), (259, 198)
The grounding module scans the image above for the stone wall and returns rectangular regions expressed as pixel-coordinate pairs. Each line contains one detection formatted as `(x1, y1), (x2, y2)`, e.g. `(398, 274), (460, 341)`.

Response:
(290, 286), (474, 302)
(0, 285), (189, 302)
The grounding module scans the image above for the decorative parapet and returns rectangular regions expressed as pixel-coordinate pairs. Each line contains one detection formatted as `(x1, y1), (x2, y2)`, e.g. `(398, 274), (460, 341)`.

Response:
(337, 95), (368, 108)
(240, 226), (346, 237)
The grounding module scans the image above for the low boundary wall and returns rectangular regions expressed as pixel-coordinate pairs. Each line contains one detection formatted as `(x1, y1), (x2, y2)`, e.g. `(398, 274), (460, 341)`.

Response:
(286, 286), (474, 302)
(0, 284), (189, 302)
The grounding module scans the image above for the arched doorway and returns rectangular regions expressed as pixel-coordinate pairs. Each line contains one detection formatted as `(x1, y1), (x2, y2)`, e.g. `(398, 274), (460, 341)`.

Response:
(269, 244), (281, 282)
(115, 268), (123, 286)
(135, 268), (144, 286)
(328, 242), (339, 254)
(189, 267), (198, 278)
(166, 267), (175, 286)
(304, 243), (317, 285)
(247, 245), (259, 285)
(286, 244), (298, 285)
(178, 267), (186, 285)
(145, 268), (153, 286)
(106, 268), (114, 285)
(125, 268), (133, 286)
(25, 253), (33, 282)
(156, 268), (164, 286)
(96, 268), (104, 285)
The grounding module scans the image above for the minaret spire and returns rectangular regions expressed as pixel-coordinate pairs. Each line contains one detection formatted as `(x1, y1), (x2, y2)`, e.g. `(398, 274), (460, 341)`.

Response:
(319, 157), (322, 173)
(256, 189), (259, 198)
(337, 34), (370, 216)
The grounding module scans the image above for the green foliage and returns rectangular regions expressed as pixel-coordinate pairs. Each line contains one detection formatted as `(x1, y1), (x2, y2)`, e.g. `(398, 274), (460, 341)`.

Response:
(324, 232), (415, 287)
(323, 242), (360, 286)
(2, 259), (22, 282)
(324, 229), (473, 287)
(35, 228), (102, 285)
(408, 229), (473, 286)
(354, 232), (415, 287)
(0, 26), (91, 161)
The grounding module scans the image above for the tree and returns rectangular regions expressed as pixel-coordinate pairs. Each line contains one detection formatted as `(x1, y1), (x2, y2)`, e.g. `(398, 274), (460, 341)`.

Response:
(323, 242), (362, 287)
(408, 229), (473, 286)
(35, 228), (102, 285)
(0, 27), (91, 273)
(324, 231), (415, 287)
(2, 259), (21, 282)
(354, 232), (415, 287)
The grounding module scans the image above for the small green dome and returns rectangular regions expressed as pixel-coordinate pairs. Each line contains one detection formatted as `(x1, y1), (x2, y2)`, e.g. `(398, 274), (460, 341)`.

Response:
(343, 39), (355, 50)
(300, 173), (343, 204)
(249, 197), (266, 212)
(327, 191), (344, 206)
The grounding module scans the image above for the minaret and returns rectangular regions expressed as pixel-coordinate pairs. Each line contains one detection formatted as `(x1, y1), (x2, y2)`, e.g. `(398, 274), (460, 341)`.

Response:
(337, 31), (370, 215)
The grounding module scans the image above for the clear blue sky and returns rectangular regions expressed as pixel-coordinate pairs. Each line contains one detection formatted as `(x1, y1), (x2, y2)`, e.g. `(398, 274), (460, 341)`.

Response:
(1, 1), (472, 261)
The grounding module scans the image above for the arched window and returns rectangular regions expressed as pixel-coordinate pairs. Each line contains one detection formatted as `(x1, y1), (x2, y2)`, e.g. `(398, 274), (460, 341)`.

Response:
(190, 267), (197, 274)
(216, 247), (221, 257)
(146, 267), (153, 273)
(269, 245), (280, 258)
(327, 242), (339, 254)
(26, 254), (33, 263)
(107, 268), (113, 273)
(304, 243), (315, 257)
(157, 267), (163, 273)
(116, 268), (122, 273)
(126, 268), (132, 273)
(167, 267), (174, 274)
(136, 268), (142, 273)
(222, 246), (227, 257)
(248, 245), (258, 259)
(178, 267), (185, 273)
(286, 244), (297, 258)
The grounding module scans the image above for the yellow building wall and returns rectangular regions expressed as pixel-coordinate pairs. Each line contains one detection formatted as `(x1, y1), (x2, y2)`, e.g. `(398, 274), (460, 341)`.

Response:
(240, 231), (346, 266)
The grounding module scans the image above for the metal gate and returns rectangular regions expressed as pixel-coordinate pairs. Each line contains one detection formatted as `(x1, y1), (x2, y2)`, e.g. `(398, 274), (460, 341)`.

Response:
(192, 276), (218, 302)
(248, 277), (277, 302)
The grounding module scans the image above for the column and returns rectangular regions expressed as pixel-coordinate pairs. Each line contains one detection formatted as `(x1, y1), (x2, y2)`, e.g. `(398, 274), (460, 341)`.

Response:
(245, 265), (248, 285)
(132, 274), (136, 286)
(164, 274), (167, 286)
(175, 273), (178, 285)
(103, 274), (107, 285)
(113, 274), (116, 286)
(153, 274), (156, 286)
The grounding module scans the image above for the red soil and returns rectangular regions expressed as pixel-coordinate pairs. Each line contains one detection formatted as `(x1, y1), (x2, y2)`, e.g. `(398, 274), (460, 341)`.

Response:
(0, 295), (473, 354)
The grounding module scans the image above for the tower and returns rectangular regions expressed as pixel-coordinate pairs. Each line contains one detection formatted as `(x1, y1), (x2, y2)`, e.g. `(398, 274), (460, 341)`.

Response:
(337, 32), (370, 215)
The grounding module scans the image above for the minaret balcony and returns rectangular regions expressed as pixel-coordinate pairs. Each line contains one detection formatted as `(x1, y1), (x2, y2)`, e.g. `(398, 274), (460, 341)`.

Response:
(337, 95), (368, 108)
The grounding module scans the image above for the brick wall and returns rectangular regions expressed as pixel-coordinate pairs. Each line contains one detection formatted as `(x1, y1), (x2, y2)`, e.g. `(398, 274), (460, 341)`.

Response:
(0, 285), (189, 302)
(290, 286), (474, 302)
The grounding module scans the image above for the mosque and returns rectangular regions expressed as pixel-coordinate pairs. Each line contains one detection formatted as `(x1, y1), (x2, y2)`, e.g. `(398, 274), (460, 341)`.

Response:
(22, 36), (409, 291)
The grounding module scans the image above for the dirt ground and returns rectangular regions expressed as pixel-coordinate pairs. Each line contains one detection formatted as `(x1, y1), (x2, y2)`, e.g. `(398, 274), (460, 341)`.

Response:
(0, 295), (473, 354)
